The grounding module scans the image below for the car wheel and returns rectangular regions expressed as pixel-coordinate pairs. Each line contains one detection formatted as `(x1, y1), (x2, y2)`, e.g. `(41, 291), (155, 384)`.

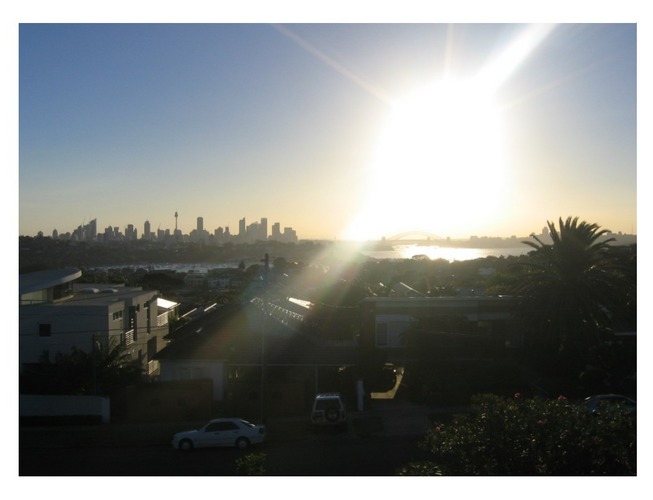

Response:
(235, 437), (250, 450)
(179, 439), (194, 451)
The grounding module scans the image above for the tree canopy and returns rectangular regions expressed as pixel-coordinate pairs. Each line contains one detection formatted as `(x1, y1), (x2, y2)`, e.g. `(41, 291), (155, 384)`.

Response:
(512, 217), (633, 366)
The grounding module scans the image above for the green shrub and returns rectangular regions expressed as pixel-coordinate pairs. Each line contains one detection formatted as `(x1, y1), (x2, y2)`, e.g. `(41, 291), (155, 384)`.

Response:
(234, 452), (267, 475)
(396, 461), (443, 476)
(418, 393), (635, 475)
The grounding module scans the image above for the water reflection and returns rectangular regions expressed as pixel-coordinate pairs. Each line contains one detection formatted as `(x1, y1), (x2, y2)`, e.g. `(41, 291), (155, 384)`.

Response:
(362, 244), (531, 262)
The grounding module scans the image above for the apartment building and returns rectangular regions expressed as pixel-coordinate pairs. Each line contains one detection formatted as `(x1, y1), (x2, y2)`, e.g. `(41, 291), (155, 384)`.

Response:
(19, 268), (179, 376)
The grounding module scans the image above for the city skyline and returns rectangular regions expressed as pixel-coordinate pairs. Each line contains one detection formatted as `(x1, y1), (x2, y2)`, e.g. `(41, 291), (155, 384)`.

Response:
(21, 210), (638, 244)
(16, 16), (639, 242)
(31, 213), (300, 243)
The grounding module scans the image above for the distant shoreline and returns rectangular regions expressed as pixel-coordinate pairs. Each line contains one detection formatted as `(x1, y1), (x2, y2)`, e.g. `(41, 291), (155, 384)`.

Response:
(352, 233), (637, 250)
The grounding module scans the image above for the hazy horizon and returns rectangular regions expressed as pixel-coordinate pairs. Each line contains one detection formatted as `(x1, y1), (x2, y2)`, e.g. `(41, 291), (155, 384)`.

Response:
(17, 222), (638, 242)
(17, 20), (637, 241)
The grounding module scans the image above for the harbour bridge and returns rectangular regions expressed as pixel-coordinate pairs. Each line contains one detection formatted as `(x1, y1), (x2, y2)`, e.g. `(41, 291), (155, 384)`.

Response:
(385, 231), (446, 242)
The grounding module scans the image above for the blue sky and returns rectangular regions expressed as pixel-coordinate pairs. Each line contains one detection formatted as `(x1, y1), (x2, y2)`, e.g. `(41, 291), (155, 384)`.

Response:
(17, 20), (638, 240)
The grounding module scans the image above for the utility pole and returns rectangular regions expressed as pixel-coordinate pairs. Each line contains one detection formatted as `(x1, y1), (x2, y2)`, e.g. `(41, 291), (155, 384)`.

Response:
(260, 253), (270, 424)
(260, 306), (265, 424)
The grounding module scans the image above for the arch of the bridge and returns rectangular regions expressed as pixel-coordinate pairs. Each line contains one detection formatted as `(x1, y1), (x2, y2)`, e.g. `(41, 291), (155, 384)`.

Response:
(387, 231), (444, 241)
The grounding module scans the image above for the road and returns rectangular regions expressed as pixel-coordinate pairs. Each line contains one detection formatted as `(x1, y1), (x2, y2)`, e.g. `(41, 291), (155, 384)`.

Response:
(20, 431), (430, 476)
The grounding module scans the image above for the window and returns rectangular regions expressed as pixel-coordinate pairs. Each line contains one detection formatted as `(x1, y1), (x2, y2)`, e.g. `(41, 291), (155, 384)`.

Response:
(38, 323), (51, 337)
(52, 282), (73, 301)
(206, 421), (239, 432)
(145, 300), (151, 332)
(112, 311), (123, 321)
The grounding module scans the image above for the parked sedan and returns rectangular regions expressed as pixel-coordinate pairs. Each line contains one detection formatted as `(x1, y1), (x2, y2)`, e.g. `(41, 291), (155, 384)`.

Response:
(584, 394), (636, 415)
(172, 418), (266, 450)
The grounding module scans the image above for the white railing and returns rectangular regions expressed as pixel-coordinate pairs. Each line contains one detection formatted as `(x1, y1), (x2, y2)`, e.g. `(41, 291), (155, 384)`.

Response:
(123, 329), (134, 346)
(157, 311), (170, 326)
(147, 360), (160, 376)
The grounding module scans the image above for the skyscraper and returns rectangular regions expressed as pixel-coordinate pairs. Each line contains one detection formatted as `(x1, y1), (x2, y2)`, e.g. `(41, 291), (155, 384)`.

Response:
(89, 218), (97, 240)
(260, 217), (268, 241)
(239, 217), (246, 239)
(271, 222), (281, 240)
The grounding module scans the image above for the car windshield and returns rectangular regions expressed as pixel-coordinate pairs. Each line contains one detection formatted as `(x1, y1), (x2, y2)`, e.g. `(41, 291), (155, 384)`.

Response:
(315, 399), (340, 410)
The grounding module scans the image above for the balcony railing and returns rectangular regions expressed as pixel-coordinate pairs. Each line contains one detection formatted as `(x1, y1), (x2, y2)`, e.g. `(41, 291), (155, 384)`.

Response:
(147, 360), (160, 376)
(157, 312), (170, 327)
(123, 329), (134, 346)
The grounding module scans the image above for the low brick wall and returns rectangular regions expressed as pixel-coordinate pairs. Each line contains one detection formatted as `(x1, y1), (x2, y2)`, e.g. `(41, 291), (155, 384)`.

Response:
(20, 395), (111, 425)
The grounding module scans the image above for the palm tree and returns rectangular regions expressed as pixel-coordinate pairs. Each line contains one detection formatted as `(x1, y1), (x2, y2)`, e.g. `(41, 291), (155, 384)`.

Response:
(89, 337), (144, 394)
(513, 217), (631, 369)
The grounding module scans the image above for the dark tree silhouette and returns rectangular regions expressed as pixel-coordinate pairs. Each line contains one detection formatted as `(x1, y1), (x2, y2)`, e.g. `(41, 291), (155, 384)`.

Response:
(20, 339), (143, 396)
(513, 217), (631, 372)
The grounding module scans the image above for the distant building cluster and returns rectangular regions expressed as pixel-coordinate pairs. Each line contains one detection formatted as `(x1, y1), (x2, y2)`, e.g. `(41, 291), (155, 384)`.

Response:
(41, 214), (299, 244)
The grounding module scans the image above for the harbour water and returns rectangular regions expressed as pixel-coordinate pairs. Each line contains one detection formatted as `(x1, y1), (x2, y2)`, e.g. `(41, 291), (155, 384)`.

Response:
(91, 244), (533, 274)
(362, 244), (532, 261)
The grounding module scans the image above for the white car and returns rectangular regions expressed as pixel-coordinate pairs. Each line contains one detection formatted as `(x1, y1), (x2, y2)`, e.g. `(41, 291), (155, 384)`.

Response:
(172, 418), (266, 450)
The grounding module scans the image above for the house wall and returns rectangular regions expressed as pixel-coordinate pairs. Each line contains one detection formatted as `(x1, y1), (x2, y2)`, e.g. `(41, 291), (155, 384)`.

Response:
(20, 394), (111, 424)
(158, 359), (226, 400)
(374, 314), (416, 347)
(20, 288), (48, 305)
(19, 290), (165, 369)
(360, 296), (517, 354)
(19, 303), (114, 366)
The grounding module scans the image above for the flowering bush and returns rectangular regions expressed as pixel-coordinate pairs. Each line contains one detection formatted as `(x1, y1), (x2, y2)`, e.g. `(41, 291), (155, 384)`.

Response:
(234, 452), (267, 475)
(417, 393), (635, 475)
(396, 461), (443, 476)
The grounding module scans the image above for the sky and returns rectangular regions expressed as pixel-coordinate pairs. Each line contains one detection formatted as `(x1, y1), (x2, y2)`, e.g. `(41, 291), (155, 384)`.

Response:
(14, 8), (640, 242)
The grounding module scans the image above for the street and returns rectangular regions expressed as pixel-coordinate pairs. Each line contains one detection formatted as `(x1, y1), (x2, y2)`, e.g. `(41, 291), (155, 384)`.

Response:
(19, 431), (429, 476)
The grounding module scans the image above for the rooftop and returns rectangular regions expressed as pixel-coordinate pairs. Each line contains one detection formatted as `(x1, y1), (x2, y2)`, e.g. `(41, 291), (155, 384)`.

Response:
(156, 302), (357, 366)
(19, 268), (81, 296)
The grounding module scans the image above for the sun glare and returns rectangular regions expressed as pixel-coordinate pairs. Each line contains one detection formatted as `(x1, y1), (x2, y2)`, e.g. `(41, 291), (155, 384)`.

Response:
(342, 25), (557, 242)
(345, 77), (508, 240)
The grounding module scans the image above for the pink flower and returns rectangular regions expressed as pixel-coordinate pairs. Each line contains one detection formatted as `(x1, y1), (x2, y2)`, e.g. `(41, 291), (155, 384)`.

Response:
(536, 419), (546, 425)
(434, 425), (441, 433)
(514, 392), (521, 399)
(557, 395), (567, 401)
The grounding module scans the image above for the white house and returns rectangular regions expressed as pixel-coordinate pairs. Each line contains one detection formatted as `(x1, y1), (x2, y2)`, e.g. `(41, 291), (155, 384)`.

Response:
(19, 268), (179, 376)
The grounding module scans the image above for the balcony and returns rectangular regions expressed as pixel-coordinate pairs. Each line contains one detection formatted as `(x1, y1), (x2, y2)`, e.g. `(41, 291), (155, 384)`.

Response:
(122, 329), (134, 347)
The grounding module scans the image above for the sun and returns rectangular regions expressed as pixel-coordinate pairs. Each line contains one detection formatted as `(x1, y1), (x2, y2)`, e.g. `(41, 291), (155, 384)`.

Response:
(345, 76), (508, 241)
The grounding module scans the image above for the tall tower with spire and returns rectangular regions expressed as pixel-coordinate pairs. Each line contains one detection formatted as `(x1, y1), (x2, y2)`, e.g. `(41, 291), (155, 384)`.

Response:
(174, 211), (178, 232)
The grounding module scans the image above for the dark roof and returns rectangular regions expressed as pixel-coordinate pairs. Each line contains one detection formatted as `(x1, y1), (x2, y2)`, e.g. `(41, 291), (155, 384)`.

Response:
(19, 268), (82, 295)
(156, 302), (357, 366)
